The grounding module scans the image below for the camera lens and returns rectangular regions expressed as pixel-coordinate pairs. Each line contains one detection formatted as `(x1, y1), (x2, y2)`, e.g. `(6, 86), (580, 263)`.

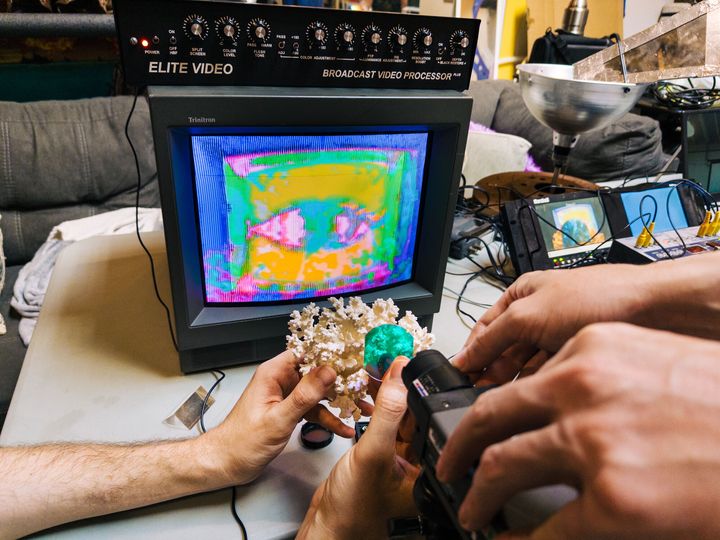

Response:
(300, 422), (334, 450)
(402, 350), (472, 395)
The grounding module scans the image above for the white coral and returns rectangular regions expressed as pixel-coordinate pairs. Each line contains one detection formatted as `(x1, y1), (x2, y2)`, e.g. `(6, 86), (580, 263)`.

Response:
(287, 297), (434, 420)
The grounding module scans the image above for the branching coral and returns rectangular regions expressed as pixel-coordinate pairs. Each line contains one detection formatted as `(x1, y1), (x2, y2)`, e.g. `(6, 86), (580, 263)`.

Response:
(287, 297), (435, 420)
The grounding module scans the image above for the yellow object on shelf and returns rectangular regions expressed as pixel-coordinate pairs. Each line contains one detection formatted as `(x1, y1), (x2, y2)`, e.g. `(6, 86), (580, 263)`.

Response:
(698, 210), (712, 237)
(498, 0), (528, 80)
(709, 212), (720, 237)
(635, 227), (649, 248)
(643, 222), (656, 247)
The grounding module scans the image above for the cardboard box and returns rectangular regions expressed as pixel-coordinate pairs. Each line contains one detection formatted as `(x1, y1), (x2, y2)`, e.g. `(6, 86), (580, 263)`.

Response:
(527, 0), (623, 47)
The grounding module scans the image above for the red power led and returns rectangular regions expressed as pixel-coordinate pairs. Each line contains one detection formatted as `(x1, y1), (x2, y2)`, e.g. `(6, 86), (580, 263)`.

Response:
(140, 38), (150, 48)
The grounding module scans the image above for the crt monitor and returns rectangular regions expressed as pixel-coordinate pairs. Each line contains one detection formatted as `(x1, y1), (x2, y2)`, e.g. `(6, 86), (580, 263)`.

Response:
(147, 86), (472, 372)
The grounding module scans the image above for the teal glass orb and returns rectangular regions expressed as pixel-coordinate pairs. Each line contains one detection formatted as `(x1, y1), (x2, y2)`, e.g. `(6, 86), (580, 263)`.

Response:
(364, 324), (414, 380)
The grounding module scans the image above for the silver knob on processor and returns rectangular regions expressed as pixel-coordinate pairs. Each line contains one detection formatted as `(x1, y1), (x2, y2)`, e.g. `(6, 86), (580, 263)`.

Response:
(414, 28), (433, 48)
(362, 24), (382, 52)
(247, 18), (270, 42)
(335, 23), (356, 48)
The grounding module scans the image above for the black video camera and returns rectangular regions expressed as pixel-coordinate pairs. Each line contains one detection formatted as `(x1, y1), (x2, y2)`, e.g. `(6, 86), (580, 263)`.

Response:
(401, 349), (502, 540)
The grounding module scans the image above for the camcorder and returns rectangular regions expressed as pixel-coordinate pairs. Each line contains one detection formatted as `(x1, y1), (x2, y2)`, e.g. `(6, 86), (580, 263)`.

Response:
(400, 349), (504, 540)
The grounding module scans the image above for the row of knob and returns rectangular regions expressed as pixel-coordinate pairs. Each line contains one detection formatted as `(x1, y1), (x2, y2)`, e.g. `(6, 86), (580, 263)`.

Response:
(182, 14), (471, 53)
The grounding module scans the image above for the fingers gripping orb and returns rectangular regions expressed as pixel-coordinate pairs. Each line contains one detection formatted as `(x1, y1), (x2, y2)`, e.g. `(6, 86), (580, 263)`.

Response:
(286, 297), (435, 420)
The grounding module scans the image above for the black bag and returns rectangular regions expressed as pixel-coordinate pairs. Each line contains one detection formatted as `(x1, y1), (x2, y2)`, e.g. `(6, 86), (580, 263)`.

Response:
(528, 28), (614, 65)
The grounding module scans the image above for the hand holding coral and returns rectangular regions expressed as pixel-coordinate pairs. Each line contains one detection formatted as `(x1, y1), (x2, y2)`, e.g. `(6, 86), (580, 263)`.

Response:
(203, 350), (349, 485)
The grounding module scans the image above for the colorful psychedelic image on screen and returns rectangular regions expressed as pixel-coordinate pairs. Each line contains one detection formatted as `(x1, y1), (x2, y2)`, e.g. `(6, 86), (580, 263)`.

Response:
(191, 133), (428, 304)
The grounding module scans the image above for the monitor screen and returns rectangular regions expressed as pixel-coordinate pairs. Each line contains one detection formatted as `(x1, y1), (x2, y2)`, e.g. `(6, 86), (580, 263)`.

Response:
(190, 132), (429, 304)
(533, 195), (612, 259)
(619, 187), (689, 236)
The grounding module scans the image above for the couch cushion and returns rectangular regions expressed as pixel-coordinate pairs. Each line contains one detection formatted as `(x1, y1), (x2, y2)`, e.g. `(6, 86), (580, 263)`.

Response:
(0, 265), (25, 430)
(467, 80), (515, 127)
(0, 212), (5, 335)
(0, 96), (159, 266)
(490, 83), (664, 182)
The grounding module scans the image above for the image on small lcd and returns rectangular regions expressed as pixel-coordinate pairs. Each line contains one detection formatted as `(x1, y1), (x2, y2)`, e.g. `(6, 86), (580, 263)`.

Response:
(533, 197), (611, 258)
(619, 187), (688, 237)
(191, 132), (428, 304)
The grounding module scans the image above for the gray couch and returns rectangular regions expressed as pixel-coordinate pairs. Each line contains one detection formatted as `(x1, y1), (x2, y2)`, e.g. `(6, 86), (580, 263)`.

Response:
(0, 96), (159, 429)
(0, 81), (664, 430)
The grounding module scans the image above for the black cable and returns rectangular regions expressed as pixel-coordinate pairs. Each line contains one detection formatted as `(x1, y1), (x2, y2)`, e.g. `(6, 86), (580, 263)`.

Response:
(657, 178), (717, 212)
(447, 228), (511, 325)
(652, 178), (717, 259)
(125, 88), (179, 352)
(196, 369), (249, 540)
(638, 199), (674, 261)
(663, 183), (689, 258)
(651, 78), (720, 110)
(445, 270), (479, 276)
(666, 189), (687, 257)
(471, 239), (514, 287)
(638, 194), (658, 224)
(567, 212), (652, 268)
(231, 486), (248, 539)
(453, 251), (511, 325)
(125, 90), (247, 539)
(199, 369), (227, 434)
(455, 269), (481, 325)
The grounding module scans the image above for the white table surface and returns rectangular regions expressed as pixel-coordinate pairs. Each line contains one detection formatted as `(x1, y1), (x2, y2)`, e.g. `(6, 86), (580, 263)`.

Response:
(0, 231), (503, 539)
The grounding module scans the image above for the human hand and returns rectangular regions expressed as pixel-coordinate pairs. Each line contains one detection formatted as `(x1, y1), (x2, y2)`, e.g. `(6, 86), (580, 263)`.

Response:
(203, 350), (355, 486)
(437, 323), (720, 538)
(452, 264), (652, 381)
(298, 357), (420, 540)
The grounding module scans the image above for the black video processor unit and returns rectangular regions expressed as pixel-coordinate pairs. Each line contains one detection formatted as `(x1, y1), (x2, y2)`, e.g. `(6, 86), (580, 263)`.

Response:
(113, 0), (480, 90)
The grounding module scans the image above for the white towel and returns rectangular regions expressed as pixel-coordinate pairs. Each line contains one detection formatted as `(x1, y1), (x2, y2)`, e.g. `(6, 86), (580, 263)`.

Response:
(11, 240), (70, 344)
(11, 208), (164, 346)
(48, 207), (163, 242)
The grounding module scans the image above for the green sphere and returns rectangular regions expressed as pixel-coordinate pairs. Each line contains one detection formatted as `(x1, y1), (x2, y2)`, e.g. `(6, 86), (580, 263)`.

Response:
(364, 324), (414, 380)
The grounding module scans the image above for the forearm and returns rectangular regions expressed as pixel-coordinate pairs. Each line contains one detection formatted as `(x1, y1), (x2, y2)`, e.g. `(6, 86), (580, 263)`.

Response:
(632, 251), (720, 339)
(0, 435), (230, 539)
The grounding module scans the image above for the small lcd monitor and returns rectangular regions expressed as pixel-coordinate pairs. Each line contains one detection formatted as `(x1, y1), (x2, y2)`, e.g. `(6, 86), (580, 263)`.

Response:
(533, 195), (612, 260)
(502, 191), (614, 275)
(601, 182), (704, 240)
(148, 86), (471, 372)
(619, 186), (689, 237)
